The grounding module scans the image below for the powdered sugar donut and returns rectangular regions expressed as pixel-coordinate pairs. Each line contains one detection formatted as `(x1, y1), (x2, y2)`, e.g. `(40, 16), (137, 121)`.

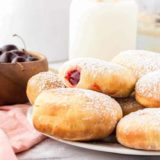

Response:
(59, 58), (136, 97)
(33, 88), (122, 141)
(116, 97), (144, 116)
(117, 108), (160, 151)
(27, 71), (65, 104)
(136, 70), (160, 108)
(112, 50), (160, 80)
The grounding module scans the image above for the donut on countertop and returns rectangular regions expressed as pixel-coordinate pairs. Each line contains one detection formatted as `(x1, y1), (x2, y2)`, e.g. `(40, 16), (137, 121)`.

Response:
(117, 108), (160, 151)
(27, 71), (65, 104)
(136, 70), (160, 108)
(33, 88), (123, 141)
(116, 97), (144, 116)
(112, 50), (160, 80)
(59, 58), (136, 98)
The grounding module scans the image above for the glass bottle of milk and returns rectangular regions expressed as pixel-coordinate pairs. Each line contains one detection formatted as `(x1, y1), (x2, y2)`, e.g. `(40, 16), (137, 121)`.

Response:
(69, 0), (138, 60)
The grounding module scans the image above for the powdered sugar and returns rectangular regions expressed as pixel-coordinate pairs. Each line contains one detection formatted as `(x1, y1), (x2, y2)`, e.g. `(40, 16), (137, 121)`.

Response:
(118, 108), (160, 150)
(136, 70), (160, 99)
(121, 108), (160, 128)
(39, 88), (122, 122)
(118, 108), (160, 146)
(33, 71), (65, 92)
(62, 58), (131, 76)
(112, 50), (160, 79)
(59, 58), (136, 97)
(34, 88), (123, 141)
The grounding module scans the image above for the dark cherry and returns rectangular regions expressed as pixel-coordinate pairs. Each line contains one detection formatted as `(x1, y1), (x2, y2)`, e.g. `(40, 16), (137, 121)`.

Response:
(11, 50), (25, 56)
(26, 55), (38, 62)
(0, 41), (39, 63)
(1, 44), (18, 52)
(11, 56), (26, 63)
(0, 50), (2, 55)
(0, 51), (39, 63)
(67, 70), (80, 86)
(0, 52), (17, 63)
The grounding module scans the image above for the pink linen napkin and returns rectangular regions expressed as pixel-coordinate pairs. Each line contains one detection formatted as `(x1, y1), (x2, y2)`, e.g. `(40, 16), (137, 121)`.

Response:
(0, 104), (46, 160)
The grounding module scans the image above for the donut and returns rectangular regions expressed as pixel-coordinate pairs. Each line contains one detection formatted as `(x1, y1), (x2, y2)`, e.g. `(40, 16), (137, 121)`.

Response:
(116, 97), (144, 116)
(117, 108), (160, 151)
(112, 50), (160, 80)
(136, 70), (160, 108)
(33, 88), (123, 141)
(59, 58), (136, 97)
(26, 71), (65, 104)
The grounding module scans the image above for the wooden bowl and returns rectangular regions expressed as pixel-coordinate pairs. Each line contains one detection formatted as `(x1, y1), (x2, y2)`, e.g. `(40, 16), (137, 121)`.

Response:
(0, 51), (48, 105)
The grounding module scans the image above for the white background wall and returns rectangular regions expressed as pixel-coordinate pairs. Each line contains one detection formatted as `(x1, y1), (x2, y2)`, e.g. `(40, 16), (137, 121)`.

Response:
(0, 0), (159, 62)
(0, 0), (71, 62)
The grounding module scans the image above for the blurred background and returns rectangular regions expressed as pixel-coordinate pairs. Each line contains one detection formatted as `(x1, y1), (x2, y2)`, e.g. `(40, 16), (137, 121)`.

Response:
(0, 0), (159, 62)
(0, 0), (71, 62)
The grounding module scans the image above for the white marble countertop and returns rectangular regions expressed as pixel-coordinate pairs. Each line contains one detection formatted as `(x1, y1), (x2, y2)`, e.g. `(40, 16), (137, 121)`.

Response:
(17, 62), (160, 160)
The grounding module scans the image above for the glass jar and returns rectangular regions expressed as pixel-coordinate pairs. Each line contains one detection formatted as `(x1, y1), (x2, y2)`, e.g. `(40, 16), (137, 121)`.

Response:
(69, 0), (138, 60)
(136, 0), (160, 52)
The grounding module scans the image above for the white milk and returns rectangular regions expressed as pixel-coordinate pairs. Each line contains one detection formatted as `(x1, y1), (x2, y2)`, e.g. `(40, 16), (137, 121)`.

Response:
(69, 0), (138, 60)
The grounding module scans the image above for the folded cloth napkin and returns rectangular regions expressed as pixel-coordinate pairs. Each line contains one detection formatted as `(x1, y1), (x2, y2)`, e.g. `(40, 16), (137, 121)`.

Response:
(0, 129), (17, 160)
(0, 104), (45, 160)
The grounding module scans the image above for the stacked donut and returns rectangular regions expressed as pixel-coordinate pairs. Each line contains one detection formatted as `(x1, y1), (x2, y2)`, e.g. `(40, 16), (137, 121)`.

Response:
(113, 50), (160, 151)
(26, 50), (160, 151)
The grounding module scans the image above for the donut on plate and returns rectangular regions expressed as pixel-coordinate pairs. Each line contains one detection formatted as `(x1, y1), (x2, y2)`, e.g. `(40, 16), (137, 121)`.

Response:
(136, 70), (160, 108)
(59, 58), (136, 97)
(116, 97), (144, 116)
(117, 108), (160, 151)
(112, 50), (160, 80)
(33, 88), (122, 141)
(27, 71), (65, 104)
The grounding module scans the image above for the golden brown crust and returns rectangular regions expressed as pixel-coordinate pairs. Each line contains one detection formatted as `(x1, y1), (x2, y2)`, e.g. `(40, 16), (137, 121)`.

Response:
(136, 93), (160, 108)
(59, 58), (136, 98)
(112, 50), (160, 80)
(116, 108), (160, 151)
(33, 88), (122, 141)
(135, 71), (160, 108)
(116, 97), (144, 116)
(26, 71), (65, 104)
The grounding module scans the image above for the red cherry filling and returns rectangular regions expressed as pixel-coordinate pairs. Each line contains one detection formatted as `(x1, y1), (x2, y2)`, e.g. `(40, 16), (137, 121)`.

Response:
(92, 84), (101, 92)
(66, 70), (80, 86)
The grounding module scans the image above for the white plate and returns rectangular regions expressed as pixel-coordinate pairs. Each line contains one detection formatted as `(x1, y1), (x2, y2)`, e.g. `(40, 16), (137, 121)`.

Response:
(28, 108), (160, 156)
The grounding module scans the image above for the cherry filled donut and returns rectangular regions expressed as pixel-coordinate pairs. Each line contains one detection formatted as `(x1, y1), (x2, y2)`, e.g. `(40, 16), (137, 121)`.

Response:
(59, 58), (136, 97)
(116, 97), (144, 116)
(112, 50), (160, 80)
(33, 88), (122, 141)
(27, 71), (65, 104)
(117, 108), (160, 151)
(136, 70), (160, 108)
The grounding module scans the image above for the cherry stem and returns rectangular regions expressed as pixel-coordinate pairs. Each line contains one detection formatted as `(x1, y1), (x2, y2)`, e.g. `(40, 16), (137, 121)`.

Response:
(12, 34), (26, 51)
